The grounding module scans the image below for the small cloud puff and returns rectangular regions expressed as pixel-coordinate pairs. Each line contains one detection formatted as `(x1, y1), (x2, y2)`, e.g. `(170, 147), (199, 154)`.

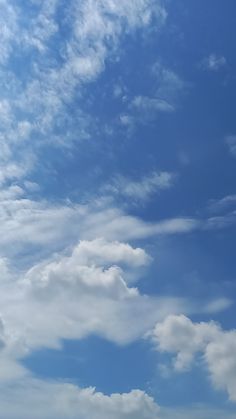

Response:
(225, 135), (236, 157)
(202, 54), (226, 71)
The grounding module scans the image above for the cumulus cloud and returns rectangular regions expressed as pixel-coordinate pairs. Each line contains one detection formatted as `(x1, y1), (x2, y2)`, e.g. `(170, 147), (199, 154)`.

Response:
(0, 237), (186, 417)
(0, 377), (235, 419)
(23, 239), (144, 302)
(152, 315), (236, 401)
(0, 379), (160, 419)
(0, 186), (206, 391)
(0, 234), (189, 388)
(69, 237), (151, 268)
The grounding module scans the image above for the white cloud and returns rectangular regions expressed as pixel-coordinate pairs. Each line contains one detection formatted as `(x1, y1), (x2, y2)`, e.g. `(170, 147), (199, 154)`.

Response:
(0, 1), (18, 64)
(204, 298), (233, 314)
(23, 239), (144, 302)
(152, 315), (236, 401)
(1, 186), (234, 265)
(0, 378), (160, 419)
(23, 180), (40, 193)
(0, 190), (201, 382)
(152, 315), (220, 371)
(205, 332), (236, 401)
(120, 61), (186, 127)
(0, 162), (30, 185)
(103, 171), (175, 202)
(0, 0), (167, 180)
(205, 211), (236, 230)
(0, 377), (235, 419)
(0, 236), (190, 419)
(131, 95), (174, 114)
(0, 99), (12, 126)
(203, 54), (226, 71)
(0, 185), (24, 201)
(129, 62), (186, 119)
(0, 194), (198, 262)
(208, 194), (236, 213)
(151, 61), (186, 101)
(226, 135), (236, 157)
(0, 240), (186, 358)
(69, 237), (151, 268)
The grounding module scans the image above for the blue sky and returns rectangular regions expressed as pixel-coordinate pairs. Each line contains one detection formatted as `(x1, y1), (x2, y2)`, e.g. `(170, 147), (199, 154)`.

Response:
(0, 0), (236, 418)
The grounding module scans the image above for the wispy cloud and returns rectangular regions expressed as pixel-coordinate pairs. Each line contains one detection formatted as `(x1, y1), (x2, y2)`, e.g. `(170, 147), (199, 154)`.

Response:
(103, 171), (175, 202)
(225, 135), (236, 157)
(151, 61), (186, 102)
(208, 194), (236, 213)
(120, 62), (186, 127)
(202, 54), (227, 71)
(0, 176), (201, 264)
(131, 95), (175, 114)
(0, 1), (235, 416)
(0, 0), (167, 181)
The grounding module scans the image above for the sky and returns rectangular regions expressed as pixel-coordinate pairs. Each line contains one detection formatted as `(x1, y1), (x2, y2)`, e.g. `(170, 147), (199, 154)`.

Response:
(0, 0), (236, 418)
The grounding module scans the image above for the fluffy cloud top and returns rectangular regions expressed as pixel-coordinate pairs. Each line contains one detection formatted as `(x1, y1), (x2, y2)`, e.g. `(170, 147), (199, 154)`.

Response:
(0, 237), (187, 382)
(0, 236), (183, 419)
(0, 379), (160, 419)
(152, 315), (236, 401)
